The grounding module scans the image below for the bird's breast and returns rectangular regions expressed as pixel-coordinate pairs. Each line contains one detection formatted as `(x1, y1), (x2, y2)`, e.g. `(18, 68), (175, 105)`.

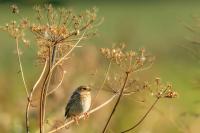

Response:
(80, 93), (91, 113)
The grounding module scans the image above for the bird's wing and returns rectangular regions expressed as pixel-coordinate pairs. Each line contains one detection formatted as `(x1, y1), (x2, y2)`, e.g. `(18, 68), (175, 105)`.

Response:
(65, 91), (80, 118)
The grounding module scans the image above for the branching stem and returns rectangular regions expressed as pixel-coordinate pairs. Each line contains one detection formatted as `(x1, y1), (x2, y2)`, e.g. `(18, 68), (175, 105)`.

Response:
(121, 97), (160, 133)
(102, 71), (130, 133)
(121, 88), (168, 133)
(25, 60), (48, 133)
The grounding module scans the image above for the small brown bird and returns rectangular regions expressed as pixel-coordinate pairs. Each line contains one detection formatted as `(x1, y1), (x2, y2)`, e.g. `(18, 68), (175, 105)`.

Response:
(65, 86), (91, 122)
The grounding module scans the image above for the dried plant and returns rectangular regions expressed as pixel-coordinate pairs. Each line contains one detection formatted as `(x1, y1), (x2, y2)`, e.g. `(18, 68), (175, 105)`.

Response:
(100, 45), (176, 133)
(121, 78), (177, 133)
(1, 4), (100, 133)
(1, 4), (177, 133)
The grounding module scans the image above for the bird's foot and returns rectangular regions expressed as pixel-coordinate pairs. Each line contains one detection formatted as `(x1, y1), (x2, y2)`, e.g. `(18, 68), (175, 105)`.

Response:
(83, 112), (89, 120)
(72, 116), (80, 125)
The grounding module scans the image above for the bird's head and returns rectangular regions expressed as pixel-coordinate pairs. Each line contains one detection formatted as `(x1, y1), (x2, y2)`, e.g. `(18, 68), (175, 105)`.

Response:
(76, 85), (91, 94)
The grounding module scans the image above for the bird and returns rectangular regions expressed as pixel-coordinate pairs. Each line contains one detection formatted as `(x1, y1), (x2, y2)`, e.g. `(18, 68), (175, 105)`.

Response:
(64, 86), (91, 123)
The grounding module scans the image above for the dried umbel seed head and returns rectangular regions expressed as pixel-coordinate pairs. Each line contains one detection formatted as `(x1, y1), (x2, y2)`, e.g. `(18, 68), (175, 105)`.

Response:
(10, 4), (19, 14)
(100, 47), (126, 65)
(145, 78), (177, 100)
(28, 5), (100, 63)
(164, 90), (178, 98)
(1, 20), (28, 42)
(100, 44), (154, 73)
(3, 5), (100, 64)
(154, 83), (177, 99)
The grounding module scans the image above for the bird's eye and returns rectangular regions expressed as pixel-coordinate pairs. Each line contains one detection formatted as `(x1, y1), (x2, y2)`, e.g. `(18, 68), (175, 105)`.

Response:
(82, 87), (87, 90)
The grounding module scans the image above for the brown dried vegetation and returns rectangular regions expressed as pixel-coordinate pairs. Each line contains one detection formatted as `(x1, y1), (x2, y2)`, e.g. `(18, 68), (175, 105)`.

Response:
(1, 4), (177, 133)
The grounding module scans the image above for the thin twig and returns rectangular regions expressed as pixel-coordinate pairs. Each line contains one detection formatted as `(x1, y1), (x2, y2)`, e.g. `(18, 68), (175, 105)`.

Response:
(26, 60), (48, 133)
(91, 61), (112, 108)
(48, 94), (117, 133)
(122, 91), (137, 96)
(121, 88), (168, 133)
(134, 63), (153, 73)
(62, 37), (88, 43)
(47, 68), (65, 96)
(121, 97), (160, 133)
(15, 38), (29, 97)
(102, 71), (130, 133)
(33, 60), (49, 90)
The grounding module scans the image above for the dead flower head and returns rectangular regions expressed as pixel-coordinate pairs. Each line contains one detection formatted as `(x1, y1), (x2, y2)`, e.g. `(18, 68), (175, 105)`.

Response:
(10, 4), (19, 14)
(100, 44), (155, 72)
(148, 78), (178, 99)
(2, 4), (102, 64)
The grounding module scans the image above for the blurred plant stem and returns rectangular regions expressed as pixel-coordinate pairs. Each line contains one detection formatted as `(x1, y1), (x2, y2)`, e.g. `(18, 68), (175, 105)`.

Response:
(15, 38), (29, 96)
(121, 88), (168, 133)
(91, 61), (112, 108)
(121, 97), (160, 133)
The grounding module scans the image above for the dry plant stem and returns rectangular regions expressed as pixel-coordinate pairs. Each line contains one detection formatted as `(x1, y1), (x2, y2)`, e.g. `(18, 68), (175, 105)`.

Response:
(51, 45), (57, 66)
(40, 40), (58, 132)
(41, 32), (85, 133)
(121, 87), (169, 133)
(121, 97), (160, 133)
(25, 60), (48, 133)
(39, 48), (51, 133)
(48, 94), (117, 133)
(15, 38), (29, 97)
(42, 44), (57, 132)
(40, 42), (57, 132)
(91, 61), (112, 108)
(134, 63), (153, 73)
(39, 66), (50, 133)
(102, 71), (130, 133)
(16, 38), (31, 133)
(47, 69), (65, 96)
(41, 75), (51, 133)
(25, 101), (30, 133)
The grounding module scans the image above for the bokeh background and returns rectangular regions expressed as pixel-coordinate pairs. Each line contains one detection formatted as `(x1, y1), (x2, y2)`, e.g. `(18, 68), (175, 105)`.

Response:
(0, 0), (200, 133)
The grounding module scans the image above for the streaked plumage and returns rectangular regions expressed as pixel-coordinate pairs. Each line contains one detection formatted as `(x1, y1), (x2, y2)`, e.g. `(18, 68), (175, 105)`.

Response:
(65, 86), (91, 119)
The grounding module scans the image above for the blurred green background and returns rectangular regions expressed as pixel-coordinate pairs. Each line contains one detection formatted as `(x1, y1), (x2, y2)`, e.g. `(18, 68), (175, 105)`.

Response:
(0, 0), (200, 133)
